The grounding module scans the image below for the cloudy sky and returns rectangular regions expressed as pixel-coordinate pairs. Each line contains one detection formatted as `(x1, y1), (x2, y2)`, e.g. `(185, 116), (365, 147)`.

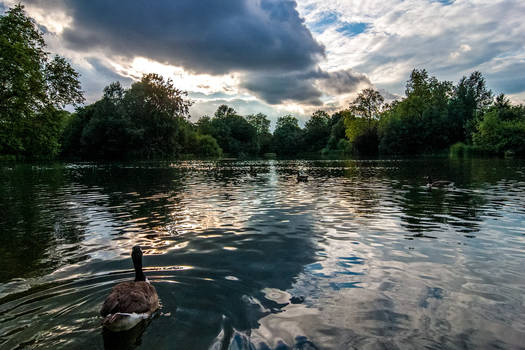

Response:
(2, 0), (524, 125)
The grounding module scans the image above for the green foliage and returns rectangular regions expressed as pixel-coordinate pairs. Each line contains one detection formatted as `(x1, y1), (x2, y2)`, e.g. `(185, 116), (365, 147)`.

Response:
(196, 116), (214, 135)
(62, 75), (194, 159)
(0, 5), (84, 159)
(344, 114), (368, 143)
(349, 88), (384, 125)
(336, 139), (352, 154)
(378, 69), (455, 154)
(272, 115), (303, 155)
(325, 110), (350, 151)
(303, 110), (331, 152)
(195, 134), (222, 157)
(246, 113), (273, 154)
(449, 71), (492, 142)
(376, 69), (523, 158)
(197, 105), (257, 156)
(472, 105), (525, 155)
(344, 88), (384, 155)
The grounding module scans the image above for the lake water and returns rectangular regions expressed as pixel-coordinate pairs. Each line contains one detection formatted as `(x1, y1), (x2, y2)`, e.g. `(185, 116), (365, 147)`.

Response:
(1, 159), (524, 349)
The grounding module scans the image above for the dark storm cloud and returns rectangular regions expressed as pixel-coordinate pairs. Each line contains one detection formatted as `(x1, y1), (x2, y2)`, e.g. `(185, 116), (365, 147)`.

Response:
(242, 70), (325, 105)
(25, 0), (324, 75)
(242, 68), (370, 105)
(317, 69), (371, 95)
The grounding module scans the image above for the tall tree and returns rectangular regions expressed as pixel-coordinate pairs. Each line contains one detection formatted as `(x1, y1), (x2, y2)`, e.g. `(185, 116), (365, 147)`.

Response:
(349, 88), (384, 129)
(450, 71), (493, 141)
(246, 113), (272, 154)
(378, 69), (455, 154)
(272, 115), (303, 155)
(201, 105), (257, 156)
(215, 104), (236, 119)
(344, 88), (384, 154)
(0, 5), (84, 158)
(303, 110), (331, 152)
(62, 75), (194, 159)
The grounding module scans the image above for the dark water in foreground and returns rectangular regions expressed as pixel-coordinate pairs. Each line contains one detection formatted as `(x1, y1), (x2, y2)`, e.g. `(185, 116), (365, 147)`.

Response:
(0, 159), (524, 350)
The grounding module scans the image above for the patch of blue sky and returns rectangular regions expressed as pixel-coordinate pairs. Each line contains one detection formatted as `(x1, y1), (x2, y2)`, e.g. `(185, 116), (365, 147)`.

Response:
(336, 22), (369, 37)
(329, 282), (362, 290)
(431, 0), (454, 5)
(489, 78), (525, 95)
(303, 3), (316, 11)
(309, 11), (339, 33)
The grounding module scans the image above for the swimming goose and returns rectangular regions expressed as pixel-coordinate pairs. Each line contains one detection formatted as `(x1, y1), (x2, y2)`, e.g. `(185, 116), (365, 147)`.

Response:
(426, 176), (453, 188)
(297, 171), (308, 182)
(100, 246), (159, 332)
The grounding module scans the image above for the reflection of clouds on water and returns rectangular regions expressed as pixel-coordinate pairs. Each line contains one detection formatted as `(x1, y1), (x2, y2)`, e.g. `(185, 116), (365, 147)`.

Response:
(1, 159), (525, 349)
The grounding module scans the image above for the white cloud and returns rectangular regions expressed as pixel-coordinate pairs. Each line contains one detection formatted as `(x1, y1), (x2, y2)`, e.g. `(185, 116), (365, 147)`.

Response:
(3, 0), (524, 118)
(296, 0), (525, 95)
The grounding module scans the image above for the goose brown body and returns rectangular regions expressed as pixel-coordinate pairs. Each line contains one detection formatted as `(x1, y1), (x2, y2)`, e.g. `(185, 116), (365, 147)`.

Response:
(101, 281), (159, 317)
(101, 246), (159, 332)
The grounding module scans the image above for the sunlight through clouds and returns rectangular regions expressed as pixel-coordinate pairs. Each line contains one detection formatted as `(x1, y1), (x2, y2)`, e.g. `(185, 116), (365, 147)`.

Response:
(112, 57), (242, 96)
(3, 0), (524, 117)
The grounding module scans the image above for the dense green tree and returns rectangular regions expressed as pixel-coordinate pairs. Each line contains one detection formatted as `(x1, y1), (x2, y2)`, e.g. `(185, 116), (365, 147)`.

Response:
(196, 116), (214, 135)
(62, 74), (195, 159)
(0, 5), (84, 158)
(272, 115), (303, 155)
(379, 69), (453, 154)
(198, 105), (257, 156)
(344, 88), (384, 154)
(303, 110), (331, 152)
(246, 113), (272, 154)
(325, 110), (350, 151)
(215, 104), (236, 119)
(449, 71), (493, 142)
(122, 74), (193, 158)
(472, 97), (525, 155)
(194, 134), (223, 157)
(349, 88), (384, 129)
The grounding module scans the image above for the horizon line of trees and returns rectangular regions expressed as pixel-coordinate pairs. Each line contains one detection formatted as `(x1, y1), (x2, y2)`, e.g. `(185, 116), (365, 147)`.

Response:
(2, 4), (525, 161)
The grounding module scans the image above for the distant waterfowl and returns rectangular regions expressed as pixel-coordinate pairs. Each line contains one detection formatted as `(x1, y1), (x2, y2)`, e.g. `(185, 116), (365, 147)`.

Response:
(100, 246), (159, 332)
(426, 176), (453, 188)
(297, 171), (308, 182)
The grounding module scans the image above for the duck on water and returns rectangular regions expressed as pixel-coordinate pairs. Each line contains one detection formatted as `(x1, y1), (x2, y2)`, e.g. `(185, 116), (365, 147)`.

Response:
(426, 176), (453, 189)
(297, 171), (308, 182)
(100, 246), (159, 332)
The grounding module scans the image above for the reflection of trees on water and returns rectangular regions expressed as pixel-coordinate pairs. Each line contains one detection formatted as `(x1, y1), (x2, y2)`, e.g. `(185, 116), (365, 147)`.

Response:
(396, 187), (486, 234)
(70, 161), (319, 349)
(0, 165), (90, 282)
(2, 159), (525, 349)
(326, 158), (524, 237)
(390, 158), (525, 236)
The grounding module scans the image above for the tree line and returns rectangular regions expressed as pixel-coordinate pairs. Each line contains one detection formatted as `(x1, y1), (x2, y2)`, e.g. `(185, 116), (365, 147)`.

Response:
(2, 5), (524, 161)
(346, 69), (525, 157)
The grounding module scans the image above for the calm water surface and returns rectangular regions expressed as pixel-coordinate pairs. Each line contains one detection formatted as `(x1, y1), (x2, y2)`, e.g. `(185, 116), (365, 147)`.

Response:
(0, 159), (524, 349)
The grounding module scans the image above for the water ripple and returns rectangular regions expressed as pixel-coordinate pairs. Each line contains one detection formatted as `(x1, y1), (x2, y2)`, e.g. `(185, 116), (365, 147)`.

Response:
(0, 159), (524, 349)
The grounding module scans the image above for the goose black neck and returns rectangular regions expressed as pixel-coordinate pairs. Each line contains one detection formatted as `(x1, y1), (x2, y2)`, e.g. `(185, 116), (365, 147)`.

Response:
(134, 266), (146, 282)
(132, 247), (146, 282)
